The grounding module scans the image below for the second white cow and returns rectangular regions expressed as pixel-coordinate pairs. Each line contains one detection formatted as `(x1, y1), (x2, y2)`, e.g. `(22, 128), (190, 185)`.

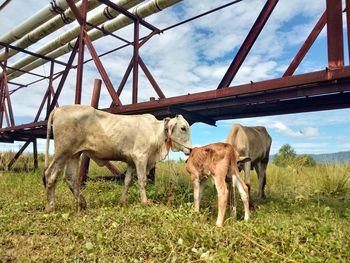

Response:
(43, 105), (192, 211)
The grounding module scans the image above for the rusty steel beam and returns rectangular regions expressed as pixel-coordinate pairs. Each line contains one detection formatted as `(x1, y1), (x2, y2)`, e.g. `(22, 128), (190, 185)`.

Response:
(33, 138), (38, 169)
(132, 19), (140, 104)
(84, 34), (122, 106)
(284, 11), (326, 76)
(0, 120), (47, 132)
(1, 75), (350, 142)
(0, 41), (67, 66)
(0, 68), (5, 128)
(0, 0), (11, 11)
(104, 161), (124, 177)
(35, 89), (50, 122)
(326, 0), (344, 69)
(7, 140), (31, 170)
(34, 62), (55, 122)
(117, 58), (133, 96)
(66, 0), (85, 25)
(86, 22), (132, 44)
(6, 65), (47, 79)
(139, 57), (165, 99)
(98, 0), (160, 32)
(346, 0), (350, 63)
(1, 49), (14, 127)
(0, 47), (9, 128)
(74, 0), (87, 104)
(162, 0), (243, 33)
(47, 41), (79, 116)
(208, 93), (350, 121)
(217, 0), (278, 88)
(47, 62), (57, 116)
(107, 67), (350, 114)
(4, 82), (15, 126)
(79, 79), (102, 184)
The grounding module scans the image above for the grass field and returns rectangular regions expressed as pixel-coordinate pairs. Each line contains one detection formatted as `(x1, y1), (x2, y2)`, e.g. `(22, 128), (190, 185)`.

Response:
(0, 158), (350, 262)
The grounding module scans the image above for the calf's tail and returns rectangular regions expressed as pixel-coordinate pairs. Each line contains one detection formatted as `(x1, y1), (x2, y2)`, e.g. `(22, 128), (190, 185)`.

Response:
(43, 109), (55, 187)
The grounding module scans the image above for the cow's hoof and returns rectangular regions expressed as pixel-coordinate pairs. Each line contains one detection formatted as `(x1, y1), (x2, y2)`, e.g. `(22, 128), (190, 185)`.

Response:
(118, 197), (127, 205)
(231, 207), (237, 219)
(46, 205), (55, 212)
(142, 199), (152, 207)
(79, 202), (87, 210)
(78, 197), (87, 209)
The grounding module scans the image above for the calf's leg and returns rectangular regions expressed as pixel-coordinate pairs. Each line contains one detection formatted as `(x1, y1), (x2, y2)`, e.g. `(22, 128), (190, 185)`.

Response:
(214, 175), (228, 227)
(64, 155), (86, 210)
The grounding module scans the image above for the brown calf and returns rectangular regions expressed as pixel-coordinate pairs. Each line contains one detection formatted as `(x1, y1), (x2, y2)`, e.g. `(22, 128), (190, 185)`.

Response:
(186, 143), (250, 227)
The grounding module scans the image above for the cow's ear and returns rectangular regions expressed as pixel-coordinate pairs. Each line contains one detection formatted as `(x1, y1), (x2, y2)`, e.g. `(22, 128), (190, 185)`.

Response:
(237, 156), (251, 164)
(164, 117), (173, 137)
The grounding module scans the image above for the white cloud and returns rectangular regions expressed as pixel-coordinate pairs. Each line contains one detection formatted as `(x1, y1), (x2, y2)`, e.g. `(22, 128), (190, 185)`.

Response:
(300, 127), (319, 137)
(270, 121), (302, 137)
(0, 0), (349, 156)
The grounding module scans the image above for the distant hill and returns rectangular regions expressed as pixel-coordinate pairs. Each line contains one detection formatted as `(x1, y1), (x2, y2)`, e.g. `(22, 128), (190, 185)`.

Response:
(309, 151), (350, 163)
(270, 151), (350, 163)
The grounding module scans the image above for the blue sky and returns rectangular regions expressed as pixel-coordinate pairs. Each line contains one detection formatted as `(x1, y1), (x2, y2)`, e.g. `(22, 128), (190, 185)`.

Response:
(0, 0), (349, 157)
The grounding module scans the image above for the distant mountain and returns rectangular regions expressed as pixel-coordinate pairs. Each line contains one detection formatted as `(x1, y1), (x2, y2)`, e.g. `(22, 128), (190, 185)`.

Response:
(270, 151), (350, 163)
(309, 151), (350, 163)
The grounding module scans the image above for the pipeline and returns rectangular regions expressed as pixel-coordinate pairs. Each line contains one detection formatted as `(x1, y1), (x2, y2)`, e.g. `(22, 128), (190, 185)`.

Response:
(0, 0), (102, 61)
(7, 0), (182, 81)
(0, 0), (79, 50)
(4, 0), (144, 79)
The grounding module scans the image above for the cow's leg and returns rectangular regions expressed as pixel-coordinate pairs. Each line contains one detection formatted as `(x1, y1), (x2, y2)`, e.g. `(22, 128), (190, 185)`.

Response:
(227, 177), (237, 219)
(243, 161), (252, 189)
(64, 155), (87, 210)
(255, 162), (267, 201)
(119, 165), (135, 205)
(214, 175), (228, 227)
(45, 158), (66, 212)
(233, 173), (250, 221)
(135, 160), (149, 205)
(243, 161), (253, 208)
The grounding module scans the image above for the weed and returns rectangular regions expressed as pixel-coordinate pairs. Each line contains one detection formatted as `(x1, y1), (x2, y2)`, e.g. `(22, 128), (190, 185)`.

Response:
(0, 159), (349, 261)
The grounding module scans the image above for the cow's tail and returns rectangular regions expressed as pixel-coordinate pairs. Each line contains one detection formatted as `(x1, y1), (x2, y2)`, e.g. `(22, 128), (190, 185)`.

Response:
(229, 146), (252, 208)
(43, 109), (55, 187)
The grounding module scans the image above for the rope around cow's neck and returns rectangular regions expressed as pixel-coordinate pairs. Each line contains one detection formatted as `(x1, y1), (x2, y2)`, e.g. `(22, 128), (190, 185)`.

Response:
(167, 137), (193, 153)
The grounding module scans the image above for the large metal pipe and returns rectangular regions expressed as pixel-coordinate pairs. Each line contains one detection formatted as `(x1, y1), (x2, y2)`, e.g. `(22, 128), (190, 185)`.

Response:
(7, 0), (182, 81)
(0, 0), (102, 61)
(5, 0), (144, 78)
(0, 0), (79, 50)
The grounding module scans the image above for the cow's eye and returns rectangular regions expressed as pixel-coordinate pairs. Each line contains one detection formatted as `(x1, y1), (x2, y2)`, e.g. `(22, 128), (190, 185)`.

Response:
(181, 127), (187, 132)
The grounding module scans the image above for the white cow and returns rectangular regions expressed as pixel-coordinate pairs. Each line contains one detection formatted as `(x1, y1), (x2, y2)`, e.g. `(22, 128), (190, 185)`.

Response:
(226, 124), (272, 201)
(43, 105), (192, 211)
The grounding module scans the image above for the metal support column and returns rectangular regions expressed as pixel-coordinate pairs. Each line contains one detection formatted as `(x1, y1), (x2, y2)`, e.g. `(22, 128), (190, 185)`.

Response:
(217, 0), (278, 88)
(132, 19), (140, 104)
(284, 11), (326, 76)
(79, 79), (102, 184)
(326, 0), (344, 69)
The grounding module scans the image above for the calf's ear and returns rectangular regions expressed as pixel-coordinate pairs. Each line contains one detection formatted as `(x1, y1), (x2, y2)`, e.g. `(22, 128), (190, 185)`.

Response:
(237, 156), (251, 164)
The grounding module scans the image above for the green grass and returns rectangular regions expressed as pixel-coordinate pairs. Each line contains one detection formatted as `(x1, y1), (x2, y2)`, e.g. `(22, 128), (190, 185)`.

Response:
(0, 160), (350, 262)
